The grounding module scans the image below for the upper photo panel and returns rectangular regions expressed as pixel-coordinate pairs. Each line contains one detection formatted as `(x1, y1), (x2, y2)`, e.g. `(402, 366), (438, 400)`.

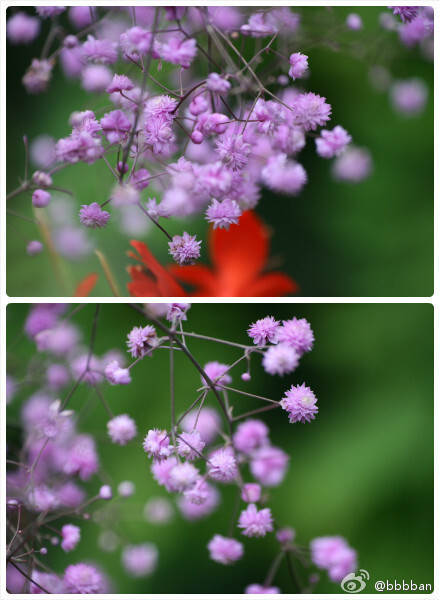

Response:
(6, 5), (434, 297)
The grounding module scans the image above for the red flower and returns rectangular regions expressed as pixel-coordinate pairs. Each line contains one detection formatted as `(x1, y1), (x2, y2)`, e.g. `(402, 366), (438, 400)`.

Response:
(127, 211), (297, 297)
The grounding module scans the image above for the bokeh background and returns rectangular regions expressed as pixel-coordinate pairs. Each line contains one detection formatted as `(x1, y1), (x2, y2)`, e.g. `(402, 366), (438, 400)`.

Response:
(6, 303), (434, 594)
(6, 6), (434, 297)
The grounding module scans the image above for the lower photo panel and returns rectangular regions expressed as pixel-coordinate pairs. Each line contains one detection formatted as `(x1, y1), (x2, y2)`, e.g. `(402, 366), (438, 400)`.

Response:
(5, 303), (434, 595)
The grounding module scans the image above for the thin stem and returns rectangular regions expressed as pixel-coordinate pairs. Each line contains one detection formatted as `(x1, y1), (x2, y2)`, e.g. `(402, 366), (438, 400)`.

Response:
(9, 561), (50, 594)
(232, 403), (280, 423)
(264, 551), (285, 587)
(220, 386), (279, 404)
(286, 551), (303, 593)
(170, 341), (177, 448)
(136, 201), (173, 241)
(174, 330), (258, 350)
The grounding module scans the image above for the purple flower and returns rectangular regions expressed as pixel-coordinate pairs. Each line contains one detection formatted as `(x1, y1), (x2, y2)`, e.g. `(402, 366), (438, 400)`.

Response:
(233, 419), (269, 454)
(177, 430), (205, 460)
(131, 168), (151, 190)
(145, 197), (170, 221)
(207, 72), (232, 94)
(388, 6), (421, 23)
(278, 317), (314, 355)
(7, 12), (40, 44)
(22, 59), (52, 94)
(245, 584), (281, 594)
(169, 462), (200, 492)
(254, 99), (285, 134)
(118, 480), (135, 497)
(144, 116), (175, 155)
(168, 232), (201, 266)
(55, 132), (103, 164)
(248, 316), (280, 346)
(107, 414), (137, 445)
(332, 146), (373, 183)
(101, 110), (132, 143)
(241, 483), (262, 503)
(205, 198), (242, 230)
(143, 429), (171, 461)
(399, 16), (430, 47)
(178, 483), (220, 520)
(280, 383), (318, 424)
(262, 344), (300, 376)
(99, 485), (113, 500)
(316, 126), (352, 159)
(63, 434), (99, 480)
(238, 503), (273, 538)
(144, 95), (178, 121)
(151, 456), (178, 491)
(71, 110), (102, 137)
(166, 303), (191, 322)
(61, 524), (81, 552)
(64, 563), (105, 594)
(208, 448), (238, 482)
(27, 240), (43, 256)
(122, 543), (158, 577)
(250, 445), (289, 487)
(346, 13), (363, 30)
(208, 535), (244, 564)
(310, 536), (357, 583)
(106, 73), (134, 93)
(56, 482), (85, 508)
(126, 325), (157, 358)
(288, 52), (308, 80)
(276, 527), (296, 547)
(181, 407), (221, 445)
(196, 112), (229, 136)
(32, 189), (51, 208)
(161, 36), (197, 68)
(292, 92), (332, 131)
(81, 64), (113, 93)
(216, 135), (251, 171)
(79, 203), (111, 229)
(104, 360), (131, 385)
(120, 26), (154, 58)
(262, 153), (307, 195)
(390, 78), (428, 116)
(202, 361), (232, 389)
(82, 35), (118, 63)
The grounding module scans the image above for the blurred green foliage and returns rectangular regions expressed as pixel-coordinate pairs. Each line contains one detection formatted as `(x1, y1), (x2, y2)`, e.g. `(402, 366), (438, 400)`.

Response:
(6, 6), (434, 297)
(6, 303), (433, 593)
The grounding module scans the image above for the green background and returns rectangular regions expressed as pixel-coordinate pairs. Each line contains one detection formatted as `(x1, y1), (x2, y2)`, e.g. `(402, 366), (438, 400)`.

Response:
(6, 6), (434, 297)
(6, 303), (434, 594)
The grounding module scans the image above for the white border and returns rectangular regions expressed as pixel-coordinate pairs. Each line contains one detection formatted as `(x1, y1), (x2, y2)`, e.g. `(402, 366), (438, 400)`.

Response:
(1, 1), (437, 599)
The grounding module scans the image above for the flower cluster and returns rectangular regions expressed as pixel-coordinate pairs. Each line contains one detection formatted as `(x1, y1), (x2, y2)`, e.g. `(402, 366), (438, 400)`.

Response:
(7, 303), (359, 594)
(7, 4), (401, 294)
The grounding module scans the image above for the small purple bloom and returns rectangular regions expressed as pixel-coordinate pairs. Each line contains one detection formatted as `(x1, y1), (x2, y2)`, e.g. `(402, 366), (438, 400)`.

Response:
(143, 429), (171, 461)
(126, 325), (157, 358)
(208, 448), (238, 482)
(238, 503), (274, 538)
(122, 543), (158, 577)
(280, 383), (318, 423)
(205, 198), (242, 230)
(61, 524), (81, 552)
(101, 109), (132, 143)
(388, 6), (421, 23)
(278, 317), (314, 355)
(107, 414), (137, 445)
(207, 72), (232, 94)
(207, 535), (244, 564)
(168, 232), (201, 266)
(64, 563), (104, 594)
(27, 240), (43, 256)
(79, 203), (111, 229)
(316, 126), (352, 159)
(292, 92), (332, 131)
(248, 316), (280, 346)
(106, 73), (134, 94)
(288, 52), (308, 80)
(216, 135), (251, 171)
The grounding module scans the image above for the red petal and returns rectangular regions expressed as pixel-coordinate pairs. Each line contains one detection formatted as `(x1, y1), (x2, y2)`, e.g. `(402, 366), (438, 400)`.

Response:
(74, 273), (98, 297)
(244, 272), (298, 297)
(127, 265), (161, 296)
(168, 265), (218, 296)
(129, 241), (186, 296)
(209, 211), (269, 294)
